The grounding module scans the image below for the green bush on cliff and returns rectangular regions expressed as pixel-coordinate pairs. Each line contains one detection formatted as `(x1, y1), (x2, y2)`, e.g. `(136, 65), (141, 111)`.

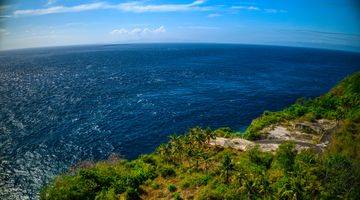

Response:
(244, 72), (360, 139)
(40, 159), (157, 200)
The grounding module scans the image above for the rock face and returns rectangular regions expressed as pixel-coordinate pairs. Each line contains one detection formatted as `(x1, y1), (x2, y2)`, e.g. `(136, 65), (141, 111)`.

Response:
(210, 119), (338, 152)
(209, 138), (254, 151)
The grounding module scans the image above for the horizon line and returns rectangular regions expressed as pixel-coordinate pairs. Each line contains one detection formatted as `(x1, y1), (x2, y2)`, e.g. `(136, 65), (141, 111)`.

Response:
(1, 41), (359, 54)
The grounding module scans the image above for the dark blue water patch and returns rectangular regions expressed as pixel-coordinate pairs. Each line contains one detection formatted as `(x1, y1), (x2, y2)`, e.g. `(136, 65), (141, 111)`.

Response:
(0, 44), (359, 199)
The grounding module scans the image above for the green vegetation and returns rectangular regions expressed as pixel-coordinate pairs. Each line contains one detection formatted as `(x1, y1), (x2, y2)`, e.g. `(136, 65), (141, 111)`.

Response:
(244, 71), (360, 140)
(167, 184), (177, 192)
(41, 72), (360, 199)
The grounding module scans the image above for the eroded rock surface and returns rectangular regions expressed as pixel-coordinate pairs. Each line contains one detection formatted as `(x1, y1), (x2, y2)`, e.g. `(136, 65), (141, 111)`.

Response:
(210, 119), (338, 152)
(209, 138), (254, 151)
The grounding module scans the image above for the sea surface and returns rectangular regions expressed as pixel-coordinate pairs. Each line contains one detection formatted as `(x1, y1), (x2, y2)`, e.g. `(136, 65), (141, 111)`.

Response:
(0, 44), (359, 199)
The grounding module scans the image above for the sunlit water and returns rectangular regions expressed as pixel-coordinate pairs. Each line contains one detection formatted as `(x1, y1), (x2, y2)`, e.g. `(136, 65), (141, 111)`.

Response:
(0, 44), (359, 199)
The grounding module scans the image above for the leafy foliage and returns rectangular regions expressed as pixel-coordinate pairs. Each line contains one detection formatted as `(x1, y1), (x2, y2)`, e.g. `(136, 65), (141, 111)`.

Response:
(244, 72), (360, 140)
(167, 184), (177, 192)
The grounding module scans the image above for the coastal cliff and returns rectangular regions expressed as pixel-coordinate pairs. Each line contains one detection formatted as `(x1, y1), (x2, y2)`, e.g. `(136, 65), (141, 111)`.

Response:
(41, 72), (360, 200)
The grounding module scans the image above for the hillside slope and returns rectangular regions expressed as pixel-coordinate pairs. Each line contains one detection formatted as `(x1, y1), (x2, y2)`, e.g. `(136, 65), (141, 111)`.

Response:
(41, 72), (360, 200)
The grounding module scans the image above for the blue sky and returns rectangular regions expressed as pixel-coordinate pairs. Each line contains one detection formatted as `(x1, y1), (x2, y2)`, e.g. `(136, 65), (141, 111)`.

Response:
(0, 0), (359, 51)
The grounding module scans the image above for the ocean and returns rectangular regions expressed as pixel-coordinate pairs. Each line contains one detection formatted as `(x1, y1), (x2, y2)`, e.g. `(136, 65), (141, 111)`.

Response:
(0, 44), (359, 199)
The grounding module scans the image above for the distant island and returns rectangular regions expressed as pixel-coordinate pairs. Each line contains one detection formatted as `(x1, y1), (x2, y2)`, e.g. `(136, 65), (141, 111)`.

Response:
(40, 72), (359, 200)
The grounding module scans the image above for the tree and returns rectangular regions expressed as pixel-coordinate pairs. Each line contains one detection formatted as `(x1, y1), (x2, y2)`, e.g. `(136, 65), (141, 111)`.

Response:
(221, 153), (234, 183)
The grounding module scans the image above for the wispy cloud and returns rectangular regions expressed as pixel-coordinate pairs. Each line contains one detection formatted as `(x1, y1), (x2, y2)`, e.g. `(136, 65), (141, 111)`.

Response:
(110, 26), (166, 36)
(14, 2), (108, 16)
(178, 25), (219, 30)
(231, 5), (286, 13)
(207, 13), (221, 18)
(289, 29), (360, 40)
(264, 9), (287, 13)
(116, 0), (209, 13)
(14, 1), (210, 16)
(231, 6), (260, 11)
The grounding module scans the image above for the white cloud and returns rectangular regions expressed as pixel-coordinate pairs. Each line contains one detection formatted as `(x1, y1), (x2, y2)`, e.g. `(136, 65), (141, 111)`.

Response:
(231, 5), (286, 14)
(110, 26), (166, 36)
(14, 1), (210, 16)
(116, 0), (209, 13)
(207, 13), (221, 18)
(153, 26), (166, 33)
(14, 2), (108, 15)
(231, 6), (260, 11)
(110, 28), (128, 35)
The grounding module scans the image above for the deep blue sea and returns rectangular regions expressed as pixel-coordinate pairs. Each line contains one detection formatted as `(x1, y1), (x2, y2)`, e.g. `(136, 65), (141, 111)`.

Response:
(0, 44), (359, 199)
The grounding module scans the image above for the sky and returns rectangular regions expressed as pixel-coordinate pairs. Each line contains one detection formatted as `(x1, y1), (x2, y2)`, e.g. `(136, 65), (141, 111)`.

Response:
(0, 0), (359, 51)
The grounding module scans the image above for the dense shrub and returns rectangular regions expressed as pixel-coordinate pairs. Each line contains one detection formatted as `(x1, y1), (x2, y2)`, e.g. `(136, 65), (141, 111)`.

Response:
(248, 145), (273, 169)
(158, 165), (176, 178)
(167, 184), (177, 192)
(275, 142), (297, 172)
